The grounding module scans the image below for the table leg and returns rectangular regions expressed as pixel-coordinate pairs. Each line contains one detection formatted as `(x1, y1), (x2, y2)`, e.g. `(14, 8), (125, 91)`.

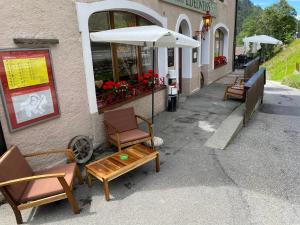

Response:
(87, 172), (92, 188)
(155, 154), (160, 172)
(103, 180), (110, 201)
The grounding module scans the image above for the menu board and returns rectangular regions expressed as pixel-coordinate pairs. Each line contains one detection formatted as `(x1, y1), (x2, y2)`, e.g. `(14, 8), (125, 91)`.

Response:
(0, 49), (60, 132)
(3, 56), (49, 90)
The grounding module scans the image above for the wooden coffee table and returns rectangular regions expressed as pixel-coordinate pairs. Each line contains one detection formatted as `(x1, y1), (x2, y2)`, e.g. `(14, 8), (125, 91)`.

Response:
(85, 144), (160, 201)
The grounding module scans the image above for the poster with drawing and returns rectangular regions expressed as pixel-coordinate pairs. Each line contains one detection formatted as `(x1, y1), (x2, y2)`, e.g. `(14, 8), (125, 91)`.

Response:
(0, 49), (60, 132)
(12, 88), (54, 124)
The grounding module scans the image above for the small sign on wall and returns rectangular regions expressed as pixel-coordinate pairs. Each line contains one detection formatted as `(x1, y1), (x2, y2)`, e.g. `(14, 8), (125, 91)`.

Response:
(168, 48), (174, 67)
(192, 48), (198, 63)
(0, 49), (60, 132)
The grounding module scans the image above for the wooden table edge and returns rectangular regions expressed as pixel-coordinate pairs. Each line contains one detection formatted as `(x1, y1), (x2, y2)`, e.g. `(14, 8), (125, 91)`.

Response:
(86, 152), (158, 182)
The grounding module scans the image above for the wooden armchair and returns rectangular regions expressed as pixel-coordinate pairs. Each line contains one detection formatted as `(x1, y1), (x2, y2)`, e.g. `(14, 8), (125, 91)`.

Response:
(0, 145), (83, 224)
(223, 77), (246, 101)
(104, 107), (154, 152)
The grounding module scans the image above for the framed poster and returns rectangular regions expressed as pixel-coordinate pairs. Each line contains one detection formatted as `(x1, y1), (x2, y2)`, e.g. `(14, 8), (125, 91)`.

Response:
(0, 49), (60, 132)
(168, 48), (174, 67)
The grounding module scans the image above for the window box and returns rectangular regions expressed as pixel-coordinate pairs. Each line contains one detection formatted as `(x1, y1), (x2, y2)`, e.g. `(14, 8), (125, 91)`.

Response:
(96, 73), (165, 112)
(214, 56), (227, 69)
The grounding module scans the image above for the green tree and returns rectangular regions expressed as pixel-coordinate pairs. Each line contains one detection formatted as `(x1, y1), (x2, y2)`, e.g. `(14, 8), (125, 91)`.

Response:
(237, 7), (262, 45)
(255, 0), (297, 44)
(236, 0), (262, 35)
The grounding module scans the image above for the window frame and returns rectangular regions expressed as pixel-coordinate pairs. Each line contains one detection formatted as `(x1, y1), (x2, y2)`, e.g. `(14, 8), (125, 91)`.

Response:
(214, 28), (225, 57)
(89, 11), (154, 83)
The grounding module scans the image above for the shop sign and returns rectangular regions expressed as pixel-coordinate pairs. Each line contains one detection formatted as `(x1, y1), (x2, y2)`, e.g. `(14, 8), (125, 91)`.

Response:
(160, 0), (217, 17)
(0, 49), (60, 132)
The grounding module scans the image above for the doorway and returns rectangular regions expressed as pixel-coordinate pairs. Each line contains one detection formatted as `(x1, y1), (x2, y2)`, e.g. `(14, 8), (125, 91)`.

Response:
(176, 17), (192, 95)
(0, 122), (7, 156)
(178, 26), (183, 93)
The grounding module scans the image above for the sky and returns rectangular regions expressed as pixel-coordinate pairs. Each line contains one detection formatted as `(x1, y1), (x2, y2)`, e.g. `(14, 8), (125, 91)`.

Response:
(251, 0), (300, 18)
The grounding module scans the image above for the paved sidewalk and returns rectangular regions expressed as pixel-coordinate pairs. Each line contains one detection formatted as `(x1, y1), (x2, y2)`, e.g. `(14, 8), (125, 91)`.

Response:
(1, 81), (300, 225)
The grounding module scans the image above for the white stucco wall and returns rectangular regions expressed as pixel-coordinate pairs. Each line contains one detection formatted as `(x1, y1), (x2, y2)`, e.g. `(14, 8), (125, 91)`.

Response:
(0, 0), (236, 167)
(0, 0), (167, 168)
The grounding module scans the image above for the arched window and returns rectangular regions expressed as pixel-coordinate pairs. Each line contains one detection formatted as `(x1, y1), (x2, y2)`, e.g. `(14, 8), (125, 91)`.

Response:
(88, 11), (154, 87)
(214, 28), (228, 69)
(214, 28), (224, 57)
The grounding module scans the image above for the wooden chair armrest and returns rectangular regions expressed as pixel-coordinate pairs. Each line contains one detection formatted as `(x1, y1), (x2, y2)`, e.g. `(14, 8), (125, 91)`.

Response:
(0, 173), (66, 187)
(103, 121), (120, 134)
(24, 149), (75, 163)
(135, 115), (152, 126)
(135, 115), (153, 136)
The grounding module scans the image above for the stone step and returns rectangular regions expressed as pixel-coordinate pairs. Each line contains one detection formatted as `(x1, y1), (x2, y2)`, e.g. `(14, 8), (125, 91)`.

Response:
(205, 103), (244, 150)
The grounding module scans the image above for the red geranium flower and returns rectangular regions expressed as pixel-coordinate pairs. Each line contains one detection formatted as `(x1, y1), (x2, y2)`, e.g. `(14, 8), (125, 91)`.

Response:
(103, 81), (115, 90)
(144, 73), (151, 79)
(154, 73), (159, 78)
(148, 70), (154, 74)
(115, 82), (121, 88)
(138, 76), (144, 82)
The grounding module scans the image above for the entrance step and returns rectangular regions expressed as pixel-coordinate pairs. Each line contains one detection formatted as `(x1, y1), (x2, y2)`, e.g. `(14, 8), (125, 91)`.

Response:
(205, 103), (244, 150)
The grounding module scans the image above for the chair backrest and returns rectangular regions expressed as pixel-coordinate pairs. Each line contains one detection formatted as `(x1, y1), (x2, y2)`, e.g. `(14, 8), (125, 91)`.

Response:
(104, 107), (138, 134)
(0, 145), (33, 202)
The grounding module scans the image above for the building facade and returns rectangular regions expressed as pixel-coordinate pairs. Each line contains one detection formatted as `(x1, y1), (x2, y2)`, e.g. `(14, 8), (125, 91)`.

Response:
(0, 0), (236, 165)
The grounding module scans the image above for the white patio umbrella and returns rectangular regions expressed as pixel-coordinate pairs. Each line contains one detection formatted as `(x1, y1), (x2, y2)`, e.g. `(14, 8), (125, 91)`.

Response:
(243, 35), (283, 53)
(90, 25), (200, 48)
(90, 25), (200, 123)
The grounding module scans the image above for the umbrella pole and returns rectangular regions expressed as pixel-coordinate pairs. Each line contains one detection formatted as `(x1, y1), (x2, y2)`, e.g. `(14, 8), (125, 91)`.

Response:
(152, 43), (155, 124)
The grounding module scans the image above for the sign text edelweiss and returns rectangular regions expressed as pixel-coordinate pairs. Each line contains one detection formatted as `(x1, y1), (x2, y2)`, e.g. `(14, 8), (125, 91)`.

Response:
(161, 0), (217, 16)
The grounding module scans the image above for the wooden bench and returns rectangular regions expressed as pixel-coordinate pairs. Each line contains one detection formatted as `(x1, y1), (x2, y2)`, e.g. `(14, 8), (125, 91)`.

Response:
(85, 144), (160, 201)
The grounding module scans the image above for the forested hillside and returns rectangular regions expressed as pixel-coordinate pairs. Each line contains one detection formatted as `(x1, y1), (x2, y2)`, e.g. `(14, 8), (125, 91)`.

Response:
(236, 0), (262, 35)
(236, 0), (297, 46)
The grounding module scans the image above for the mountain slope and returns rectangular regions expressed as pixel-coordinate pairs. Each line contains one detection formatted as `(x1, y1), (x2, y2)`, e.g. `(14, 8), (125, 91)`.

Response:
(236, 0), (263, 45)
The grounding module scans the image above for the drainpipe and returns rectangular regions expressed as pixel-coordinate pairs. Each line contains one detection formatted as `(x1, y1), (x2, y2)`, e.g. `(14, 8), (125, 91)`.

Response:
(232, 0), (238, 71)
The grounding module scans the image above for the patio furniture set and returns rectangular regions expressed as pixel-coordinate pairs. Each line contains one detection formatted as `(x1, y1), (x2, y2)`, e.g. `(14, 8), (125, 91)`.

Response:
(0, 107), (160, 224)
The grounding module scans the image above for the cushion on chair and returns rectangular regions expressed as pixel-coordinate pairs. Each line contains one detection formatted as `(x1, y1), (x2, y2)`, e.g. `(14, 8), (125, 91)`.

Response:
(104, 107), (138, 134)
(19, 163), (76, 203)
(109, 129), (150, 144)
(0, 146), (33, 202)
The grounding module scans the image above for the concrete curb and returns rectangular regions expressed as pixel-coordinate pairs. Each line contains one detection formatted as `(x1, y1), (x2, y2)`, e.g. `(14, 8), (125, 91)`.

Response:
(205, 103), (245, 150)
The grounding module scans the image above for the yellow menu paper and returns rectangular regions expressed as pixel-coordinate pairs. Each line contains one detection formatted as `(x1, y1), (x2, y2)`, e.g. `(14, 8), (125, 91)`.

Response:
(3, 57), (49, 90)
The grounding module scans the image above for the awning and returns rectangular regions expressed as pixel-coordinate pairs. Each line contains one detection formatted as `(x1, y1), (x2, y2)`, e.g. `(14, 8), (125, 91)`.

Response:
(90, 25), (200, 48)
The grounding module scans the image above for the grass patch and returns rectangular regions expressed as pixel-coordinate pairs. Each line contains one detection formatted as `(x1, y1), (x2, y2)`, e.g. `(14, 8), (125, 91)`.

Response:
(263, 39), (300, 89)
